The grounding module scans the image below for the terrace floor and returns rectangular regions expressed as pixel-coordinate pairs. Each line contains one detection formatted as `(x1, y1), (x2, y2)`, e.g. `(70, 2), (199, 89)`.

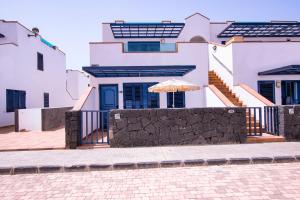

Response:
(0, 128), (65, 151)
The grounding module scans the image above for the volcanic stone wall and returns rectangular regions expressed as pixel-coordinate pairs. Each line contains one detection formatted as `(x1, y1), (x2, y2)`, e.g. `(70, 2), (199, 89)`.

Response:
(109, 108), (247, 147)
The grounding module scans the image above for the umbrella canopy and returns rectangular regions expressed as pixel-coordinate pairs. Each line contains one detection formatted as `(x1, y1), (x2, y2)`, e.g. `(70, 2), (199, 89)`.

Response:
(148, 79), (200, 93)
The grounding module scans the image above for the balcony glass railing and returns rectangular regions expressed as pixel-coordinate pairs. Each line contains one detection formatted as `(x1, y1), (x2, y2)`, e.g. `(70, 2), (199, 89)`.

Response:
(124, 42), (176, 52)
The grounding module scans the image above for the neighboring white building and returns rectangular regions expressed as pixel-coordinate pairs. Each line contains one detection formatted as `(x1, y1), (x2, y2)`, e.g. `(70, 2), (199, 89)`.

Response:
(0, 20), (71, 127)
(81, 12), (300, 112)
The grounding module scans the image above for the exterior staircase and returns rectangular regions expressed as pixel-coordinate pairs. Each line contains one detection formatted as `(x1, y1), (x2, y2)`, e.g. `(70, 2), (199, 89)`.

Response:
(208, 70), (285, 143)
(208, 71), (244, 106)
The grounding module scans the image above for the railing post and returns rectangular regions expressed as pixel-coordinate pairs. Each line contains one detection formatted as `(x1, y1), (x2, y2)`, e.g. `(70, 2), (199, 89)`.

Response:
(91, 111), (93, 144)
(254, 108), (257, 135)
(80, 111), (83, 145)
(249, 108), (252, 136)
(107, 111), (110, 144)
(259, 107), (262, 136)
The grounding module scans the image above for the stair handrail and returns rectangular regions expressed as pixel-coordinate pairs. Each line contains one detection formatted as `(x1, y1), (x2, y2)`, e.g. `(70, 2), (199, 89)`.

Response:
(212, 54), (233, 75)
(208, 85), (235, 107)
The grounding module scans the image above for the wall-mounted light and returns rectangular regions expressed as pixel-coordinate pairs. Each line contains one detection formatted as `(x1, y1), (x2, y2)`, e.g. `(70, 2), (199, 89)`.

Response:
(212, 45), (217, 51)
(0, 33), (5, 38)
(276, 80), (281, 88)
(28, 27), (39, 37)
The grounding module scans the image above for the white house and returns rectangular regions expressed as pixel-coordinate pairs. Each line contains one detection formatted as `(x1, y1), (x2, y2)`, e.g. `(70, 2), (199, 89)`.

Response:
(81, 13), (300, 113)
(0, 20), (72, 127)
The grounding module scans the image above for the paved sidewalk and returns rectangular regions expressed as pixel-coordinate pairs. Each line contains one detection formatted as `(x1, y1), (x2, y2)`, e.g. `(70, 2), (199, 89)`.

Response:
(1, 163), (300, 200)
(0, 128), (65, 151)
(0, 142), (299, 174)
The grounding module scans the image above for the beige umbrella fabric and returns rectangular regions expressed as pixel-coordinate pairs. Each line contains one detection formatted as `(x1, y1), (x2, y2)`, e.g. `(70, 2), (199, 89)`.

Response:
(148, 79), (200, 93)
(148, 79), (200, 108)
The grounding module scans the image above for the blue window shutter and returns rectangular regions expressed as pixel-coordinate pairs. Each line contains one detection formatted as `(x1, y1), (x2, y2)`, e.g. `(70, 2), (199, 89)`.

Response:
(20, 91), (26, 109)
(6, 89), (14, 112)
(167, 92), (173, 108)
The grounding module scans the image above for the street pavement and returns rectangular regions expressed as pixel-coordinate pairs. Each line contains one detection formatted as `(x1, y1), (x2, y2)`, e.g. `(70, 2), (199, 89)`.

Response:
(0, 163), (300, 200)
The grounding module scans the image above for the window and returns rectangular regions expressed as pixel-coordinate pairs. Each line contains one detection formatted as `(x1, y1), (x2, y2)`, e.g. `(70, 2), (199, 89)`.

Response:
(167, 92), (185, 108)
(258, 81), (275, 103)
(37, 52), (44, 71)
(281, 80), (300, 105)
(123, 83), (159, 109)
(127, 42), (160, 52)
(44, 93), (49, 108)
(6, 89), (26, 112)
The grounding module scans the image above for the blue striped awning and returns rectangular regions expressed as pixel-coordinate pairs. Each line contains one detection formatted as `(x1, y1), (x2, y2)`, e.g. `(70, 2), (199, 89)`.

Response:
(218, 22), (300, 38)
(110, 22), (185, 38)
(258, 65), (300, 75)
(82, 65), (196, 77)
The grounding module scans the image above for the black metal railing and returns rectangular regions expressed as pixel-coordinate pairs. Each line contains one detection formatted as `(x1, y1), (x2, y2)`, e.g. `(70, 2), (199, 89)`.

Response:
(80, 110), (109, 145)
(264, 106), (279, 136)
(246, 107), (263, 136)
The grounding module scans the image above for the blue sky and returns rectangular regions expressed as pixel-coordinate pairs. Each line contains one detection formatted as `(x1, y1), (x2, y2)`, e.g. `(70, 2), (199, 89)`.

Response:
(1, 0), (300, 69)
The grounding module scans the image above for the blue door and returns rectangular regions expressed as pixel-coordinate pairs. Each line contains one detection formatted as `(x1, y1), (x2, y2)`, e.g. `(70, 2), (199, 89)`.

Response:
(99, 85), (118, 128)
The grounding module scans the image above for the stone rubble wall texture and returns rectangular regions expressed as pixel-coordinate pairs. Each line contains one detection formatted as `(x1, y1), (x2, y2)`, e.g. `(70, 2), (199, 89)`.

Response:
(42, 107), (72, 131)
(65, 111), (81, 149)
(109, 108), (247, 147)
(279, 106), (300, 141)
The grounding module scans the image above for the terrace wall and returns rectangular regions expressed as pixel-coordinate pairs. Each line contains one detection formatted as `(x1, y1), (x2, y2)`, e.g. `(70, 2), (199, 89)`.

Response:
(109, 107), (247, 147)
(279, 106), (300, 141)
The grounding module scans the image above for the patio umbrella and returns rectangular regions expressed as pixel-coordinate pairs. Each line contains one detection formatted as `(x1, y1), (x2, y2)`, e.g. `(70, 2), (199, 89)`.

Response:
(148, 79), (200, 108)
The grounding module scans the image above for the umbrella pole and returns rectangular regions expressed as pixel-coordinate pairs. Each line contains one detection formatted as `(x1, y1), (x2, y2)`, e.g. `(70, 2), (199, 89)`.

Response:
(173, 92), (175, 108)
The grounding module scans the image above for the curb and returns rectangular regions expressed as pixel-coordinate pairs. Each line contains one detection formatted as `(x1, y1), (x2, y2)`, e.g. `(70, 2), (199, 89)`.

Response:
(1, 156), (299, 175)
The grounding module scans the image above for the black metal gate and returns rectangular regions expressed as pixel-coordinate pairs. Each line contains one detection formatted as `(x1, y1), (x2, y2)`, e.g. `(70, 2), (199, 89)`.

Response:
(264, 106), (280, 136)
(80, 110), (109, 145)
(246, 107), (263, 136)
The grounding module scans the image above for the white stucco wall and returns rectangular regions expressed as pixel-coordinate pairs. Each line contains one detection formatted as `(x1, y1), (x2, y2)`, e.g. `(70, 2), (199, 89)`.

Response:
(66, 70), (90, 104)
(179, 13), (210, 42)
(204, 87), (226, 107)
(89, 42), (209, 109)
(0, 21), (69, 127)
(0, 21), (18, 44)
(18, 108), (42, 131)
(209, 43), (234, 88)
(209, 22), (231, 44)
(232, 42), (300, 105)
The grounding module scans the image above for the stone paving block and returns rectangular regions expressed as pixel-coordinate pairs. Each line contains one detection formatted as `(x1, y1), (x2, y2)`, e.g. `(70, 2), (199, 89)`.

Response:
(136, 162), (159, 169)
(252, 157), (274, 164)
(206, 158), (228, 165)
(160, 160), (182, 167)
(274, 156), (296, 163)
(64, 164), (87, 172)
(0, 167), (12, 175)
(39, 165), (63, 173)
(113, 163), (136, 170)
(89, 164), (112, 171)
(14, 166), (38, 174)
(229, 158), (251, 165)
(183, 159), (205, 166)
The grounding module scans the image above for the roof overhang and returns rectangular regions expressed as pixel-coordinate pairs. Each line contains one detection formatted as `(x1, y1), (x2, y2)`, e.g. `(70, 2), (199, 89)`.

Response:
(110, 22), (185, 38)
(258, 65), (300, 75)
(82, 65), (196, 78)
(218, 22), (300, 38)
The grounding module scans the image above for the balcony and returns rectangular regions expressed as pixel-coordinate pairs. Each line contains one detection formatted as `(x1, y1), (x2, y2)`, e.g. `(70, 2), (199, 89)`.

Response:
(124, 42), (176, 53)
